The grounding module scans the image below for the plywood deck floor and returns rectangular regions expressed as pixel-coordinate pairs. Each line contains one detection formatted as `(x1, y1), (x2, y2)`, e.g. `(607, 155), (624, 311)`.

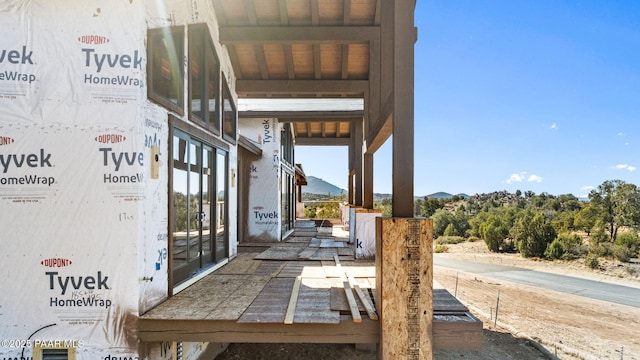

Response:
(138, 224), (482, 349)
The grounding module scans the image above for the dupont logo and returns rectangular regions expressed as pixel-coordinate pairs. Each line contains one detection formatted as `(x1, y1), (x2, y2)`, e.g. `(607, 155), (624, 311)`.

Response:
(78, 35), (110, 45)
(41, 258), (73, 268)
(95, 134), (126, 144)
(0, 136), (14, 146)
(252, 206), (264, 211)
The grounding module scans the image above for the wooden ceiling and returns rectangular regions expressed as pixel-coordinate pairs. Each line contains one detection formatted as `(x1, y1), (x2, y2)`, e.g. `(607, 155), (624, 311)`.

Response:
(214, 0), (380, 143)
(214, 0), (378, 98)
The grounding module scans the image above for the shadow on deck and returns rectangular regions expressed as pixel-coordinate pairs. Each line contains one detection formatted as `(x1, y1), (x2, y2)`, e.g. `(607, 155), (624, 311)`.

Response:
(138, 220), (482, 350)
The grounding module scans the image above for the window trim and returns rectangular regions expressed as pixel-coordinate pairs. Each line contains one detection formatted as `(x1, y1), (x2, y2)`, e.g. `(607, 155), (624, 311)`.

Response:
(147, 26), (185, 115)
(221, 74), (237, 145)
(187, 23), (221, 134)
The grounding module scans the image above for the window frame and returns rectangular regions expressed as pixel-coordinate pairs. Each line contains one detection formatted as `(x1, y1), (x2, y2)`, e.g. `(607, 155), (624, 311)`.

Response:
(147, 26), (185, 115)
(221, 74), (237, 144)
(188, 23), (221, 134)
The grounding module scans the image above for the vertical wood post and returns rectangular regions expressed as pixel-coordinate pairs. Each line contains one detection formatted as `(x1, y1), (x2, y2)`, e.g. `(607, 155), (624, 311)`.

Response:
(376, 217), (433, 360)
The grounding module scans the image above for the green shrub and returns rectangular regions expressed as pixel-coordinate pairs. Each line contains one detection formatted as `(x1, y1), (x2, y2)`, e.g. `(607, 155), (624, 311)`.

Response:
(589, 242), (612, 257)
(590, 225), (609, 244)
(612, 244), (634, 263)
(434, 245), (449, 253)
(443, 223), (456, 237)
(585, 253), (600, 270)
(557, 233), (586, 259)
(435, 236), (466, 245)
(467, 236), (480, 242)
(544, 239), (564, 259)
(615, 231), (640, 256)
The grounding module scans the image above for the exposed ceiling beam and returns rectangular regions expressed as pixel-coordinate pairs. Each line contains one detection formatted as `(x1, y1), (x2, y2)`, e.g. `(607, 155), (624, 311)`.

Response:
(236, 80), (368, 95)
(219, 26), (379, 45)
(295, 137), (352, 146)
(239, 111), (362, 120)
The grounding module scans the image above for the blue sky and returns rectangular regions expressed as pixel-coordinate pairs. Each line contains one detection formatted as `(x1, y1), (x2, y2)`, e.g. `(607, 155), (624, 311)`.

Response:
(295, 0), (640, 198)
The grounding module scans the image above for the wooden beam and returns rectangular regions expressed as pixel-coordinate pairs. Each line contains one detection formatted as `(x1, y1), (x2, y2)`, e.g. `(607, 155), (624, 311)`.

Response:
(138, 319), (379, 344)
(363, 153), (374, 208)
(353, 119), (363, 206)
(376, 218), (433, 360)
(255, 45), (269, 79)
(239, 112), (362, 120)
(334, 255), (362, 323)
(236, 79), (368, 95)
(294, 137), (351, 146)
(278, 0), (288, 25)
(219, 26), (379, 45)
(284, 276), (302, 324)
(345, 271), (378, 321)
(284, 44), (295, 79)
(365, 110), (391, 154)
(391, 0), (416, 217)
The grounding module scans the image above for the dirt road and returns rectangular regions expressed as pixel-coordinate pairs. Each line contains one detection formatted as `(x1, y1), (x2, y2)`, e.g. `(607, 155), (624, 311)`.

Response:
(435, 241), (640, 360)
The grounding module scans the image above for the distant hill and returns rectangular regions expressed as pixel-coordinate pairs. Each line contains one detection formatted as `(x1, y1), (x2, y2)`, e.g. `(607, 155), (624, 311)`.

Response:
(302, 176), (468, 200)
(303, 176), (345, 196)
(373, 192), (470, 200)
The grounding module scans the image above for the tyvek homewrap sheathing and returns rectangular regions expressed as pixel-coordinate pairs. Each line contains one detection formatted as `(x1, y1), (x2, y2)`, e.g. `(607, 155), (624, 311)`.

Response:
(0, 1), (235, 359)
(238, 119), (282, 242)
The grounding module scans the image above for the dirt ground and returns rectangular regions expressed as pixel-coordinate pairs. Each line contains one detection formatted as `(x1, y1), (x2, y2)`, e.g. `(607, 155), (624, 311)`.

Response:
(215, 241), (640, 360)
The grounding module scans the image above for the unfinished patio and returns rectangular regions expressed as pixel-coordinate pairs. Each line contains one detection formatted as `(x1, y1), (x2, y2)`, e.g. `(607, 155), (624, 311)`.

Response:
(139, 220), (482, 350)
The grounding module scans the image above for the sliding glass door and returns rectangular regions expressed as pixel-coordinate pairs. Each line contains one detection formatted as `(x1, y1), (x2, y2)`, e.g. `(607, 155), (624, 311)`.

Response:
(172, 129), (227, 286)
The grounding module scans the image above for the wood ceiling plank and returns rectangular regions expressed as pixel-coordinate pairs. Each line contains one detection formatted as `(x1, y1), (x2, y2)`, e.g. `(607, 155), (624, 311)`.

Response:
(219, 26), (378, 44)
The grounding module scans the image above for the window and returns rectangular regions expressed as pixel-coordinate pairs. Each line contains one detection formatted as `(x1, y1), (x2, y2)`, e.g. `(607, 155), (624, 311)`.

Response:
(281, 123), (294, 166)
(221, 74), (237, 144)
(33, 345), (76, 360)
(148, 26), (185, 114)
(188, 23), (220, 133)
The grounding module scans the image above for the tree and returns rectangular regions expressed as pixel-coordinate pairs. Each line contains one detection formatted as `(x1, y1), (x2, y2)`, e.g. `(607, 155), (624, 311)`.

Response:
(510, 209), (557, 258)
(479, 214), (509, 252)
(574, 204), (599, 235)
(431, 208), (455, 238)
(420, 197), (444, 218)
(588, 180), (640, 241)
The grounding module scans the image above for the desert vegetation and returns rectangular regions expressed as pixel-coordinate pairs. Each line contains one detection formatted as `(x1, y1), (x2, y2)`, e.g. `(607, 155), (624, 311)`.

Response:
(421, 179), (640, 268)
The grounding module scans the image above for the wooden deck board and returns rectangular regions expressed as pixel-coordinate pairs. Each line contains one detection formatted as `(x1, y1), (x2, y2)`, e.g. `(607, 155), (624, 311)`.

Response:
(255, 243), (307, 260)
(139, 226), (482, 350)
(253, 260), (287, 276)
(237, 277), (294, 323)
(278, 261), (325, 278)
(294, 278), (340, 324)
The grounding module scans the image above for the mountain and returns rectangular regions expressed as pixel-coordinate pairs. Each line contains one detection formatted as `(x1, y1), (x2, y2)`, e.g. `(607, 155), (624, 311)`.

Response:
(302, 176), (468, 200)
(303, 176), (346, 196)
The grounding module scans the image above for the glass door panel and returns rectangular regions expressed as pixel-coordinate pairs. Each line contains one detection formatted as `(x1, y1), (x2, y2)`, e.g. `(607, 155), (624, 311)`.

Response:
(172, 135), (189, 278)
(201, 145), (214, 267)
(171, 130), (224, 286)
(215, 149), (227, 262)
(187, 141), (202, 269)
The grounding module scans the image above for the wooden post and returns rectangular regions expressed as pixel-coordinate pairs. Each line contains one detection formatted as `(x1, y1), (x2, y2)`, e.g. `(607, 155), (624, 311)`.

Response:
(376, 217), (433, 360)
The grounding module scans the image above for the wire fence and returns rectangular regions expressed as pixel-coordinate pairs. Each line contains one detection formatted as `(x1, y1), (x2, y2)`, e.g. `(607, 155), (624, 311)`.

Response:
(434, 267), (639, 360)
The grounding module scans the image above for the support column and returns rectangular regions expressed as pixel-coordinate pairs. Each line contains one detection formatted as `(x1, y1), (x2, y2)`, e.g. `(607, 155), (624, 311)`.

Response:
(354, 119), (363, 206)
(390, 0), (416, 217)
(376, 217), (433, 360)
(348, 171), (354, 204)
(363, 153), (373, 209)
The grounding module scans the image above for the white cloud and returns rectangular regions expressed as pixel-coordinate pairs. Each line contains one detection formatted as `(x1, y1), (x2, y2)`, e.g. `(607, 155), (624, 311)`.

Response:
(550, 123), (557, 129)
(507, 172), (543, 184)
(527, 174), (543, 183)
(507, 172), (526, 184)
(580, 185), (595, 191)
(616, 164), (636, 172)
(618, 132), (625, 136)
